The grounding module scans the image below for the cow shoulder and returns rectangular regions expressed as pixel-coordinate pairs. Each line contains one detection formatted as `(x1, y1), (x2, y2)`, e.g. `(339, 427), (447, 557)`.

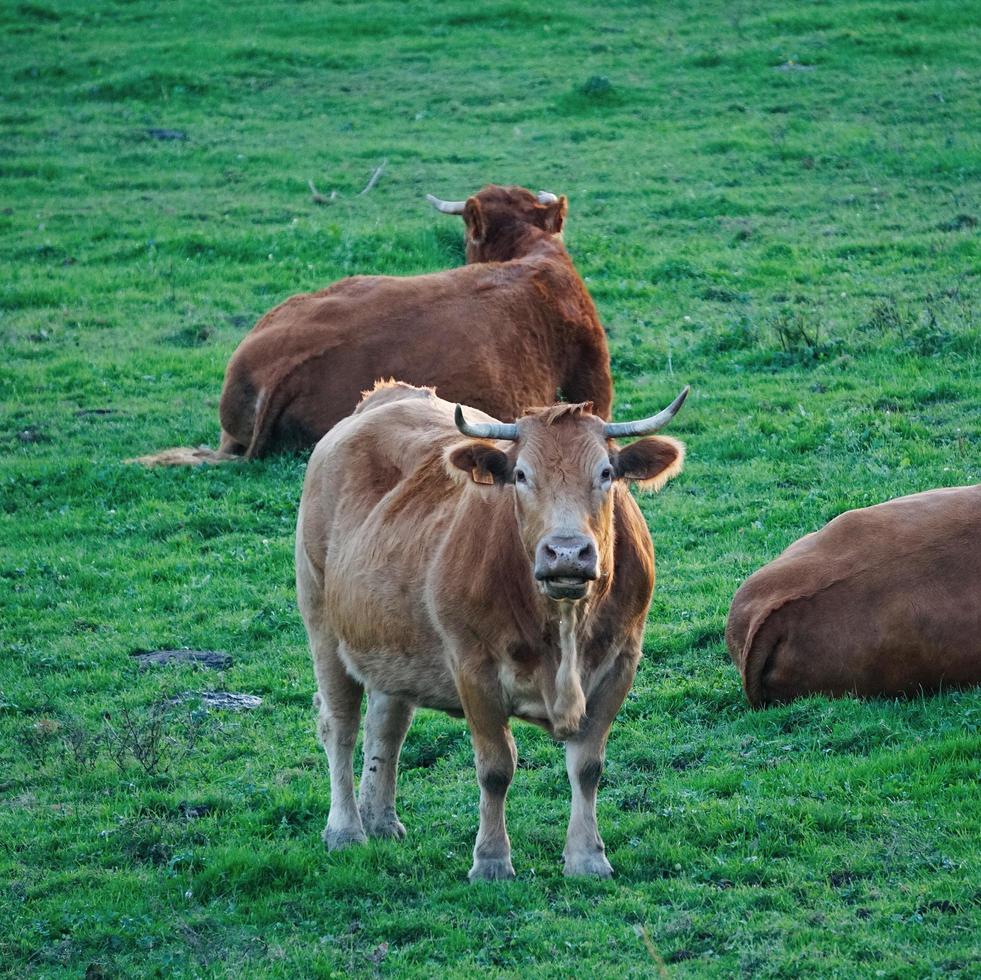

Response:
(524, 255), (597, 324)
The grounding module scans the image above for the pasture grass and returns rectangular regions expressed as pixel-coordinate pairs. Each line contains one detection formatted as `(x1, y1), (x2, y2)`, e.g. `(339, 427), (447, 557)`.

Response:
(1, 0), (979, 975)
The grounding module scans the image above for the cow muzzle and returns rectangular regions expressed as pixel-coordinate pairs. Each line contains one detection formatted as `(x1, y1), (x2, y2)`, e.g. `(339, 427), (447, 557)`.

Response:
(534, 534), (598, 601)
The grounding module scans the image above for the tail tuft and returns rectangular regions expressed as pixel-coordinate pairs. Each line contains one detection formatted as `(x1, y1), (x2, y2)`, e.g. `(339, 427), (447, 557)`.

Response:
(126, 445), (242, 467)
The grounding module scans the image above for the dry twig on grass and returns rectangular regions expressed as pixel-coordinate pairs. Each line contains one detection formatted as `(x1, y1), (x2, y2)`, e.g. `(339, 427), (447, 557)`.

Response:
(358, 159), (387, 195)
(308, 179), (337, 204)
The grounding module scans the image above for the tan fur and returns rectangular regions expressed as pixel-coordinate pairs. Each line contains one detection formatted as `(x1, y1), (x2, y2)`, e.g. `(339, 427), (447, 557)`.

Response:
(631, 436), (686, 492)
(726, 484), (981, 706)
(525, 402), (594, 425)
(296, 383), (685, 879)
(127, 445), (241, 467)
(552, 605), (587, 737)
(144, 185), (613, 464)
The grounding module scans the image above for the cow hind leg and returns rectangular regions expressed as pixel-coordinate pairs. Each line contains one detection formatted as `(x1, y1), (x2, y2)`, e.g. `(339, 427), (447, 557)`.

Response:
(312, 635), (366, 851)
(218, 428), (247, 456)
(358, 691), (415, 841)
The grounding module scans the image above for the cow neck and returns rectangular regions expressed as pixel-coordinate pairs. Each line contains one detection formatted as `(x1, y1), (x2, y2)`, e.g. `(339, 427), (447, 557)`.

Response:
(477, 226), (568, 265)
(515, 234), (570, 265)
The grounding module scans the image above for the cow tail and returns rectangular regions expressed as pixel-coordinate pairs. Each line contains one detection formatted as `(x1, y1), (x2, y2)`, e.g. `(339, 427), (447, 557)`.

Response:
(739, 612), (776, 709)
(244, 377), (290, 459)
(737, 594), (807, 708)
(126, 444), (242, 467)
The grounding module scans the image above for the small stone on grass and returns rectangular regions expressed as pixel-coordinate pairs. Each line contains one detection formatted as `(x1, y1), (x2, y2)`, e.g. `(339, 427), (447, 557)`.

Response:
(132, 649), (233, 670)
(146, 128), (187, 140)
(171, 691), (262, 711)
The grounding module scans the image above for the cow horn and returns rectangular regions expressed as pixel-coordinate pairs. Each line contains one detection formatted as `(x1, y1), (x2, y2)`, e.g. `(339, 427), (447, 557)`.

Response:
(454, 405), (519, 441)
(537, 191), (559, 204)
(604, 386), (690, 439)
(426, 194), (466, 214)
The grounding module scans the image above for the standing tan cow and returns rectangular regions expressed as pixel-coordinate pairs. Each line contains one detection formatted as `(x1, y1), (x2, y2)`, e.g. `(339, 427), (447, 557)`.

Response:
(296, 381), (688, 880)
(137, 185), (612, 464)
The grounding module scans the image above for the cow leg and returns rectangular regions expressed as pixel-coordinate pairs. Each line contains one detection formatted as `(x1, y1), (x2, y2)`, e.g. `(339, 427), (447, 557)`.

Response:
(358, 691), (415, 841)
(312, 638), (366, 851)
(218, 429), (246, 456)
(563, 647), (639, 877)
(458, 670), (517, 882)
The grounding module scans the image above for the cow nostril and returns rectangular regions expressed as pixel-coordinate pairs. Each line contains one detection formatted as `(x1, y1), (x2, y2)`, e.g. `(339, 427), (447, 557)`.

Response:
(577, 543), (593, 561)
(545, 544), (558, 561)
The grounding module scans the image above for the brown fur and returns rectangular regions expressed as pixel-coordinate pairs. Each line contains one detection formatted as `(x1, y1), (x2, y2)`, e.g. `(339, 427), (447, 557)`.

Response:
(726, 484), (981, 707)
(138, 186), (612, 465)
(296, 382), (684, 878)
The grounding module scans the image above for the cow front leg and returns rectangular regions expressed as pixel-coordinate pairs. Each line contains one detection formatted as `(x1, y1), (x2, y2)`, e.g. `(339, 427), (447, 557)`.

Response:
(358, 691), (415, 840)
(457, 670), (517, 882)
(563, 647), (639, 877)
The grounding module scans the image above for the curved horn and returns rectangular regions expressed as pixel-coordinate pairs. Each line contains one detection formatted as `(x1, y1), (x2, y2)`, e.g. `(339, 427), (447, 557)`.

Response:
(426, 194), (466, 215)
(537, 191), (559, 204)
(604, 386), (690, 439)
(454, 405), (519, 441)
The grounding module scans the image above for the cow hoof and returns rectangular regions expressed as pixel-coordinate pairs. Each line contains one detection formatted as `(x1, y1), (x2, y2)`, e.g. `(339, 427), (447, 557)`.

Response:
(468, 858), (516, 882)
(563, 852), (614, 878)
(364, 817), (407, 841)
(323, 825), (367, 852)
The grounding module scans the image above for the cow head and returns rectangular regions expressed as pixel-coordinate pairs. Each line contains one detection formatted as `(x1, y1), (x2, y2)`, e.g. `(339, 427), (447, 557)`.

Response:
(426, 184), (568, 263)
(446, 388), (689, 601)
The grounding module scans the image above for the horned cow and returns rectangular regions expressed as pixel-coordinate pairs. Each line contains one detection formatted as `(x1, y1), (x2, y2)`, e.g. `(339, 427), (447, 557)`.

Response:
(296, 381), (688, 880)
(136, 185), (613, 464)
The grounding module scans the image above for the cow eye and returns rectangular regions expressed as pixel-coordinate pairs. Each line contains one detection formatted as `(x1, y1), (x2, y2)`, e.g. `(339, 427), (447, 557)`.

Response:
(600, 466), (614, 483)
(514, 468), (527, 484)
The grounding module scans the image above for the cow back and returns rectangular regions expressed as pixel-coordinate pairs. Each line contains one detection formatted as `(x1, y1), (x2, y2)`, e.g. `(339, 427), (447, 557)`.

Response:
(726, 484), (981, 706)
(221, 248), (612, 458)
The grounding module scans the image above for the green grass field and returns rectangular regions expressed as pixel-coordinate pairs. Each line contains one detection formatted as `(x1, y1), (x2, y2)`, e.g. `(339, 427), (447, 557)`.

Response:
(2, 0), (979, 975)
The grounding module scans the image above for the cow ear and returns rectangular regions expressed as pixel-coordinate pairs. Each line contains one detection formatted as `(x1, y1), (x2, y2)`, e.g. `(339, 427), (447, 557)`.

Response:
(541, 195), (567, 235)
(445, 441), (513, 486)
(463, 197), (485, 243)
(613, 436), (685, 492)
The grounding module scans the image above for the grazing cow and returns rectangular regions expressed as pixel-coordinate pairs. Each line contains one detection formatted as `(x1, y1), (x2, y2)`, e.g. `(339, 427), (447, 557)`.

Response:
(296, 381), (688, 880)
(726, 484), (981, 707)
(136, 185), (612, 464)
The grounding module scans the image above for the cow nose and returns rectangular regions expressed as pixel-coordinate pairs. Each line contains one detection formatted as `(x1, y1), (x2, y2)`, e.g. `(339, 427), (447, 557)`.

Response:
(535, 534), (598, 581)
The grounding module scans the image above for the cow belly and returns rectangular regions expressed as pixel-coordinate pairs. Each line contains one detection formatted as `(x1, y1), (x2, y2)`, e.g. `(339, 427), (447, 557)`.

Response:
(334, 640), (461, 712)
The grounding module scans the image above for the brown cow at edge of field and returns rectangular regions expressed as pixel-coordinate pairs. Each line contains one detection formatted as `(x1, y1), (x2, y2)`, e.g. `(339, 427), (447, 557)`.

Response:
(134, 185), (613, 465)
(295, 380), (689, 881)
(726, 484), (981, 708)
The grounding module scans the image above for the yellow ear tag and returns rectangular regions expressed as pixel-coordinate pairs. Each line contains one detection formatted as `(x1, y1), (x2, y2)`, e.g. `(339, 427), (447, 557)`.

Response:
(472, 468), (494, 486)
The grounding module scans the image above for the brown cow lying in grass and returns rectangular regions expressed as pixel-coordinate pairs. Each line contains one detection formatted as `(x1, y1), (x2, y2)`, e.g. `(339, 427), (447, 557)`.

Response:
(296, 380), (688, 880)
(726, 484), (981, 707)
(137, 185), (613, 464)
